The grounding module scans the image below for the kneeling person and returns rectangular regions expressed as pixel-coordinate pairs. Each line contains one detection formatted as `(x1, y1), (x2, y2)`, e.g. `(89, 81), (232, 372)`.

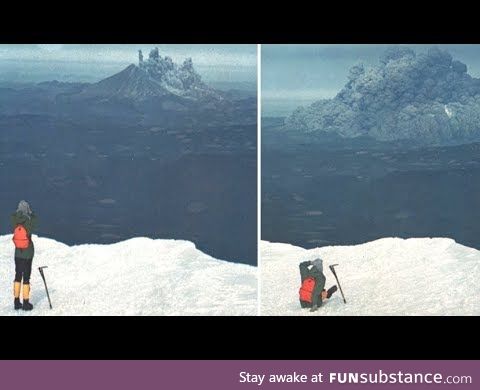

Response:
(298, 258), (337, 312)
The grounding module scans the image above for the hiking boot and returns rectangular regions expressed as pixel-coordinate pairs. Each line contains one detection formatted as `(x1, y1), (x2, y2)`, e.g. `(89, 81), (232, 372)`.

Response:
(14, 298), (22, 310)
(14, 281), (22, 310)
(326, 285), (338, 299)
(22, 283), (33, 311)
(22, 299), (33, 311)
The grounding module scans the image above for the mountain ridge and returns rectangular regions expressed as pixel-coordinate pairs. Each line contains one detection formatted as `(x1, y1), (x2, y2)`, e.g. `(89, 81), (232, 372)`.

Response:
(77, 48), (224, 102)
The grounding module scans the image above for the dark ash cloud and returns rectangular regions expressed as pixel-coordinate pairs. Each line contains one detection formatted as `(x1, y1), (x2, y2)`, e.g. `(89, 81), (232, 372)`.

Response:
(285, 46), (480, 144)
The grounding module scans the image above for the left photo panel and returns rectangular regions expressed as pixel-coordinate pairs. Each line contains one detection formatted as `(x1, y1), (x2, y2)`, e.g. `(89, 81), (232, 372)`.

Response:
(0, 44), (258, 315)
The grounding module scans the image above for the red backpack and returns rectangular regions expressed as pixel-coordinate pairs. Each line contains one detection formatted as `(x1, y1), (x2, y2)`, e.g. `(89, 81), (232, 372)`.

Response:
(299, 277), (316, 303)
(13, 224), (30, 249)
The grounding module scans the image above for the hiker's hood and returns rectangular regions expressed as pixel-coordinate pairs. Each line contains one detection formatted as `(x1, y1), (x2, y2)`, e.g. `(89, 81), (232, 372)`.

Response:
(16, 200), (32, 219)
(312, 258), (323, 273)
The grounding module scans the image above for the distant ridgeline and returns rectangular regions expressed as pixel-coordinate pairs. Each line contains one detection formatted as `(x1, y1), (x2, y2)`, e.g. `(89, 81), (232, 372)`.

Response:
(285, 47), (480, 145)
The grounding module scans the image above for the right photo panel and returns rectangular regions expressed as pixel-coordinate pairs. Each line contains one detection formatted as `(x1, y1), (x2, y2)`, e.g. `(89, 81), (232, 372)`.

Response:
(261, 44), (480, 315)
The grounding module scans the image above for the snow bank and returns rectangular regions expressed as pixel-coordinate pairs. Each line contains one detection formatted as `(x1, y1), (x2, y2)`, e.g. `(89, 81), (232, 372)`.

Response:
(0, 235), (257, 316)
(260, 237), (480, 315)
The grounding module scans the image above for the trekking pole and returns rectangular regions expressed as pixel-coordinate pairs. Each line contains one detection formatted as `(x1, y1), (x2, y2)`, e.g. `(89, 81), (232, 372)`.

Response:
(329, 264), (347, 304)
(38, 266), (53, 309)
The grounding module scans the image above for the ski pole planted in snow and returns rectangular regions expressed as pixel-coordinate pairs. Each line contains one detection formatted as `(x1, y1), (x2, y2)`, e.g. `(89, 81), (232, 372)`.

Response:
(329, 264), (347, 304)
(38, 266), (53, 309)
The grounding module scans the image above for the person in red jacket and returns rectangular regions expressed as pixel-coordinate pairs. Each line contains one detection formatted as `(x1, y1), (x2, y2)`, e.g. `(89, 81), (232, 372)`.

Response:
(299, 258), (337, 312)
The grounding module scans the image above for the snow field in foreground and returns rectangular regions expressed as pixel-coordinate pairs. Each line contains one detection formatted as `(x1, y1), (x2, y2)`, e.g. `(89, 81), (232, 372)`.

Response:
(260, 237), (480, 315)
(0, 235), (257, 316)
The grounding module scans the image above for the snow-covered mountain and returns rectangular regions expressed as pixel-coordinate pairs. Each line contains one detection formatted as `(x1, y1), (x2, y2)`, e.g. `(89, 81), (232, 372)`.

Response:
(80, 64), (170, 100)
(79, 48), (223, 102)
(0, 235), (257, 316)
(261, 237), (480, 315)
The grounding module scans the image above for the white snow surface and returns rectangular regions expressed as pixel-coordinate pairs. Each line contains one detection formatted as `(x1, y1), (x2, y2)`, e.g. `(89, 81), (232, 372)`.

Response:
(261, 237), (480, 315)
(0, 235), (257, 316)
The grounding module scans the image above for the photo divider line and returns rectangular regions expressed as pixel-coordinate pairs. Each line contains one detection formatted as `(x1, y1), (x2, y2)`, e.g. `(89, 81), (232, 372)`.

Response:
(257, 43), (262, 316)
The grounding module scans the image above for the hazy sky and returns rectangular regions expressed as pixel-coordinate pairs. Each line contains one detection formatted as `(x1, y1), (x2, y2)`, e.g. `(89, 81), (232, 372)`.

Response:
(262, 44), (480, 117)
(0, 44), (257, 84)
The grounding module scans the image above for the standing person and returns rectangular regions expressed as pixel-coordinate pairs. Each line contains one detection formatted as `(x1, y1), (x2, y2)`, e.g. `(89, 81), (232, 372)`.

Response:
(11, 200), (38, 311)
(298, 258), (337, 312)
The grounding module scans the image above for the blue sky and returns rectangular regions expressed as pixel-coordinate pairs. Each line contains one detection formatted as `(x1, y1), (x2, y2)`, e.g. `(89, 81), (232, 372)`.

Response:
(0, 44), (257, 84)
(262, 44), (480, 117)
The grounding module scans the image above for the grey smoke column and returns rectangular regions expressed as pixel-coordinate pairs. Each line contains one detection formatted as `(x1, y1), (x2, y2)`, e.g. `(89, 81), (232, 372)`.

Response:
(285, 46), (480, 144)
